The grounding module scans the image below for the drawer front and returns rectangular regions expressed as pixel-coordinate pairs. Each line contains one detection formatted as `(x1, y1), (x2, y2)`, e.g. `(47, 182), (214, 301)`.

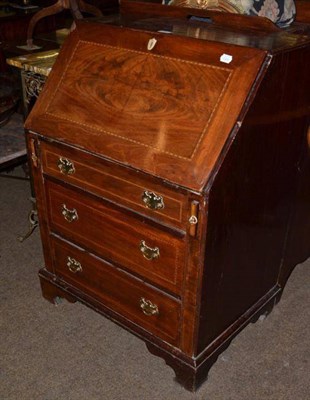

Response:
(51, 236), (181, 346)
(41, 141), (187, 229)
(46, 180), (186, 295)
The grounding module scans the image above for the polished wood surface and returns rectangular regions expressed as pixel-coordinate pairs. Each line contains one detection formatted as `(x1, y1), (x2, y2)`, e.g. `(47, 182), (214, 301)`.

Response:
(51, 235), (181, 345)
(25, 20), (267, 191)
(296, 0), (310, 22)
(46, 179), (186, 294)
(40, 140), (188, 229)
(25, 4), (310, 392)
(121, 0), (280, 31)
(197, 44), (310, 352)
(280, 127), (310, 285)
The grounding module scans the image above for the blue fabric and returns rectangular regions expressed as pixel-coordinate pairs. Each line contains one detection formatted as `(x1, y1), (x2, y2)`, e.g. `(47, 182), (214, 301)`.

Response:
(165, 0), (296, 27)
(247, 0), (295, 27)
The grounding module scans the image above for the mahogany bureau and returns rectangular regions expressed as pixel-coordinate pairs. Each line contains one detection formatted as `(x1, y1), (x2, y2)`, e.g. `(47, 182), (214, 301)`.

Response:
(24, 4), (310, 391)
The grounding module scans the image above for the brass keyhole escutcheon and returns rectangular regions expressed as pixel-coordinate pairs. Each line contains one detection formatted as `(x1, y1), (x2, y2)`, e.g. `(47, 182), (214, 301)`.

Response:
(67, 256), (82, 273)
(61, 204), (78, 223)
(57, 157), (75, 175)
(140, 297), (159, 316)
(139, 240), (160, 261)
(142, 190), (164, 210)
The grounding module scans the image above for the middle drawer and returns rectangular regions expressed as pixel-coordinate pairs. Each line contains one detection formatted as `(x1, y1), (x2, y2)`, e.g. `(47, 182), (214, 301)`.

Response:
(45, 179), (186, 295)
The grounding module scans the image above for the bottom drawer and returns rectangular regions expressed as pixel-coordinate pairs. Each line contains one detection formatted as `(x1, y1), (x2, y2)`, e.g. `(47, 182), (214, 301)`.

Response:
(51, 236), (181, 346)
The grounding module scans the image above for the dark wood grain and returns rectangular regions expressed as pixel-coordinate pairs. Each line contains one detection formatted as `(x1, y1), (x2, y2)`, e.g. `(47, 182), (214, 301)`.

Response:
(40, 140), (188, 229)
(45, 43), (230, 160)
(51, 235), (181, 345)
(120, 1), (280, 32)
(45, 179), (186, 294)
(196, 42), (310, 353)
(25, 20), (267, 191)
(280, 127), (310, 286)
(296, 0), (310, 22)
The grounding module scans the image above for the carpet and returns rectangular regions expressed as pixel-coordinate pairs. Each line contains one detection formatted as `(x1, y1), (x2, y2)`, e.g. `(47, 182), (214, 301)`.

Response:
(0, 169), (309, 400)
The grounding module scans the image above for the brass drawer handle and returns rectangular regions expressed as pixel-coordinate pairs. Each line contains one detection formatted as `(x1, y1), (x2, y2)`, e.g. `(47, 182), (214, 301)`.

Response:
(139, 240), (160, 260)
(142, 190), (164, 210)
(57, 157), (75, 175)
(140, 297), (159, 316)
(61, 204), (78, 223)
(67, 256), (82, 273)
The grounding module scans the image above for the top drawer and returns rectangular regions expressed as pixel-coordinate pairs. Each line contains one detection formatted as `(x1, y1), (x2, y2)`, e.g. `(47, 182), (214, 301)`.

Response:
(40, 141), (188, 230)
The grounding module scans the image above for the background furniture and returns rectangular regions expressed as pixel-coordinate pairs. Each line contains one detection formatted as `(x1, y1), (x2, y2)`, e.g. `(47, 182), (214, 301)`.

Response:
(3, 32), (66, 240)
(25, 0), (102, 48)
(7, 29), (66, 116)
(0, 1), (64, 72)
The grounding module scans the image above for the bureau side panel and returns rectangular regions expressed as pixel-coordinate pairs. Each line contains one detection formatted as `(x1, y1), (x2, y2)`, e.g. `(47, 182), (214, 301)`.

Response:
(196, 44), (310, 354)
(280, 126), (310, 284)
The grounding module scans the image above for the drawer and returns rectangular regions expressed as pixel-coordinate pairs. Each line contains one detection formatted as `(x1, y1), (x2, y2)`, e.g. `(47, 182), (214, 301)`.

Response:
(40, 140), (188, 229)
(46, 180), (186, 295)
(51, 236), (181, 346)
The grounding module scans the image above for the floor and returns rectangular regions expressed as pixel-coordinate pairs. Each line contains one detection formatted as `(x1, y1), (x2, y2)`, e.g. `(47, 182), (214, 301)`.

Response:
(0, 169), (309, 400)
